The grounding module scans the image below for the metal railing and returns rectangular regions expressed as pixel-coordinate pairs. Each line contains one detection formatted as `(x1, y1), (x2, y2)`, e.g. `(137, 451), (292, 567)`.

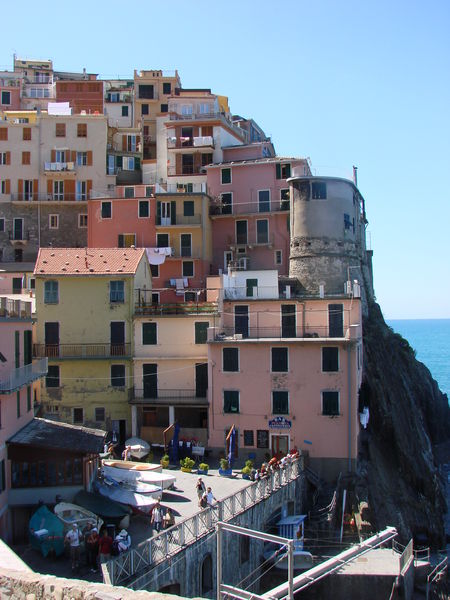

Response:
(0, 298), (32, 318)
(210, 201), (290, 216)
(8, 230), (30, 241)
(167, 165), (206, 177)
(214, 326), (349, 340)
(44, 162), (76, 172)
(105, 458), (302, 587)
(133, 388), (207, 403)
(134, 300), (218, 316)
(10, 193), (86, 202)
(33, 343), (131, 359)
(0, 358), (48, 393)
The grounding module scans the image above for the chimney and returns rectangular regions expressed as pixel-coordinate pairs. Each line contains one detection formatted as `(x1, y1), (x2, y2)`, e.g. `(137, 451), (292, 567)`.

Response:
(353, 166), (358, 187)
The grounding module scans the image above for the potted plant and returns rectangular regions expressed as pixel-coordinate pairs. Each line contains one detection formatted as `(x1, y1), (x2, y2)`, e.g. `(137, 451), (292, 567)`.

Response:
(197, 462), (209, 475)
(219, 458), (232, 477)
(241, 465), (252, 480)
(180, 457), (195, 473)
(160, 454), (170, 468)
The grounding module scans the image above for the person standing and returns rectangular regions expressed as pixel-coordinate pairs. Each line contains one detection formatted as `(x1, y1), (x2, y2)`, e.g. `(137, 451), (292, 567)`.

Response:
(163, 508), (175, 529)
(151, 500), (163, 534)
(98, 528), (113, 564)
(82, 522), (93, 565)
(196, 477), (206, 506)
(122, 445), (132, 461)
(205, 487), (217, 508)
(86, 527), (99, 572)
(65, 523), (81, 571)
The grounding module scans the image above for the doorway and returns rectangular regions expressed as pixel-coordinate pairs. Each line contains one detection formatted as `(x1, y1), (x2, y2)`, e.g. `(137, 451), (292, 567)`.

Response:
(195, 363), (208, 398)
(45, 322), (59, 357)
(143, 364), (157, 398)
(271, 434), (289, 457)
(110, 322), (125, 355)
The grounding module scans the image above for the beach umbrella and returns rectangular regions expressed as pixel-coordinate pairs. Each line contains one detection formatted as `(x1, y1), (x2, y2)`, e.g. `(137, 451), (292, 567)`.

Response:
(227, 425), (236, 467)
(169, 422), (180, 464)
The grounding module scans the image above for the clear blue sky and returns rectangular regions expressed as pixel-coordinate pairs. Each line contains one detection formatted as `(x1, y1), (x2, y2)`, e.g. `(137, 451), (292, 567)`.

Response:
(2, 0), (449, 318)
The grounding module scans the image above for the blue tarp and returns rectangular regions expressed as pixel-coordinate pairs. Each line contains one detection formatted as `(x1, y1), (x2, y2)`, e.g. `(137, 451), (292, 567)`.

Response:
(29, 505), (65, 557)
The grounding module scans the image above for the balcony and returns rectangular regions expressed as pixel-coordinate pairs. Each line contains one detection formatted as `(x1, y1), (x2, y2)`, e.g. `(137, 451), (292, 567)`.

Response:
(211, 325), (352, 341)
(135, 299), (218, 316)
(155, 214), (202, 227)
(43, 162), (76, 174)
(167, 136), (214, 150)
(8, 230), (30, 243)
(132, 388), (208, 405)
(0, 298), (32, 319)
(11, 193), (85, 202)
(33, 343), (131, 359)
(0, 358), (48, 393)
(210, 200), (290, 216)
(167, 165), (206, 177)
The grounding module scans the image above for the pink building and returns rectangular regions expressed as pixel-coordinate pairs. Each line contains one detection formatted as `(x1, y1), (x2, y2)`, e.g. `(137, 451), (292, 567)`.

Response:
(88, 184), (213, 303)
(0, 74), (22, 111)
(206, 149), (310, 275)
(207, 270), (363, 480)
(0, 295), (47, 541)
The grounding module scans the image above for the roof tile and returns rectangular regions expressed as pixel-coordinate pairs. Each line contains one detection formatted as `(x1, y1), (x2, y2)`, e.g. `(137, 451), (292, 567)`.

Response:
(34, 247), (145, 276)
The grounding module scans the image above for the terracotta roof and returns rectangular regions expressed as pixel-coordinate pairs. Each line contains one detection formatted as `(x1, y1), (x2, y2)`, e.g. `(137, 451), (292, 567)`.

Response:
(7, 417), (105, 454)
(34, 247), (145, 276)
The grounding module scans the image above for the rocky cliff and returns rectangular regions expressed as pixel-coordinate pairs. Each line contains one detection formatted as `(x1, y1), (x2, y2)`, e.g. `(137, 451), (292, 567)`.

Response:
(356, 301), (450, 548)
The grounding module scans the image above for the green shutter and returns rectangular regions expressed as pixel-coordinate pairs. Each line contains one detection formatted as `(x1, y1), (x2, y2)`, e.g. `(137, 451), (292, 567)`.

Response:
(156, 201), (161, 225)
(15, 331), (20, 368)
(171, 201), (176, 225)
(116, 155), (123, 169)
(275, 164), (281, 179)
(118, 234), (124, 248)
(246, 279), (258, 297)
(195, 322), (208, 344)
(135, 157), (140, 170)
(143, 322), (157, 345)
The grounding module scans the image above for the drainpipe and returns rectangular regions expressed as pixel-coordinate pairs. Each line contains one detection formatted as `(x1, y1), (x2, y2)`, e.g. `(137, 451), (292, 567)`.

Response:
(347, 345), (352, 472)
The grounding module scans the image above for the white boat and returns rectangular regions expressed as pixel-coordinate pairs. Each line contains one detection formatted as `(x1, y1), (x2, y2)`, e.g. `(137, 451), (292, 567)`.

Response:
(94, 480), (160, 515)
(54, 502), (104, 533)
(124, 437), (150, 459)
(103, 475), (162, 496)
(263, 515), (313, 571)
(102, 460), (176, 489)
(103, 459), (162, 474)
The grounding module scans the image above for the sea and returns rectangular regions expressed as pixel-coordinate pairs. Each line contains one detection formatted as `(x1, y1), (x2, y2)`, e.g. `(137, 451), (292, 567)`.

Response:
(387, 319), (450, 399)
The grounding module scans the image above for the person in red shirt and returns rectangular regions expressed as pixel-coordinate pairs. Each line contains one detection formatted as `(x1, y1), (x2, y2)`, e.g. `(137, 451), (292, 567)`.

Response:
(98, 529), (113, 564)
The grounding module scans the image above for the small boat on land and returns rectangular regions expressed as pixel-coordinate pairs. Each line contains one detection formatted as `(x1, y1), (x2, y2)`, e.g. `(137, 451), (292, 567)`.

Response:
(263, 515), (313, 571)
(73, 489), (131, 529)
(103, 459), (162, 474)
(103, 461), (176, 489)
(29, 505), (65, 557)
(124, 437), (150, 459)
(103, 475), (163, 497)
(94, 479), (161, 515)
(54, 502), (103, 532)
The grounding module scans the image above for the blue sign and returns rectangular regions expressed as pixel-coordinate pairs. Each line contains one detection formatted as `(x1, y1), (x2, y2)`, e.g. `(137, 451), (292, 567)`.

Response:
(268, 416), (292, 430)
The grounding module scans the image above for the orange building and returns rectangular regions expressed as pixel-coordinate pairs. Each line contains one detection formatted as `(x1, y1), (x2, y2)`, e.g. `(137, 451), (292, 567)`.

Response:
(55, 76), (104, 114)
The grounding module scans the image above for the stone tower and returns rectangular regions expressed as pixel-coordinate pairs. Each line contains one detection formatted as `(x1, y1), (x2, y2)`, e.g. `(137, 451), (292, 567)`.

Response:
(288, 175), (374, 314)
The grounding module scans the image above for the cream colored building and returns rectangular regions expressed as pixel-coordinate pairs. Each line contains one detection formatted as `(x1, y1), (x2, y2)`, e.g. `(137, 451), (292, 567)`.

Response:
(33, 247), (152, 443)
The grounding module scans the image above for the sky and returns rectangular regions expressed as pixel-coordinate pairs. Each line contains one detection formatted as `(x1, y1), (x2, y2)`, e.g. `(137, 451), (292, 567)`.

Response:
(2, 0), (449, 318)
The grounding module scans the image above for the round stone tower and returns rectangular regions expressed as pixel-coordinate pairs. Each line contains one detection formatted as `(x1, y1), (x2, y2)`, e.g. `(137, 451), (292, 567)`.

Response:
(288, 175), (374, 311)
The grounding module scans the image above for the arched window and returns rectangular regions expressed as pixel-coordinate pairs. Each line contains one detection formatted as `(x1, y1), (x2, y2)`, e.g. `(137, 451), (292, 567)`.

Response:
(201, 554), (213, 595)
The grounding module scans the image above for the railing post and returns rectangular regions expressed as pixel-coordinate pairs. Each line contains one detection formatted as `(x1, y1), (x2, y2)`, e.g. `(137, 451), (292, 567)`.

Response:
(194, 514), (199, 538)
(163, 532), (169, 556)
(231, 494), (236, 516)
(130, 549), (134, 574)
(218, 500), (224, 521)
(178, 523), (185, 546)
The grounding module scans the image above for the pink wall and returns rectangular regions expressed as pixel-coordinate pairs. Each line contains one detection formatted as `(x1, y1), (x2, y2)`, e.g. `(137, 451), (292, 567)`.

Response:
(222, 143), (273, 162)
(0, 86), (21, 111)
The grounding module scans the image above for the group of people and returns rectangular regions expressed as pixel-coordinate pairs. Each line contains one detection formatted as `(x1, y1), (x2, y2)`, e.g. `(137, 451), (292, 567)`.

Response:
(196, 478), (217, 508)
(150, 499), (175, 533)
(64, 522), (132, 572)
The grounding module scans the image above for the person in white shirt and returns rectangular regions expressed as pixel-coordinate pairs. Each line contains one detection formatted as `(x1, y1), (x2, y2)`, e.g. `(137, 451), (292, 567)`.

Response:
(205, 487), (217, 507)
(65, 523), (80, 570)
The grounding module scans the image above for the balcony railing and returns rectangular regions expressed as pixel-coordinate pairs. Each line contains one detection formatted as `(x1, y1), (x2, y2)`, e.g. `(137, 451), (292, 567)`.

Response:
(33, 343), (131, 359)
(132, 388), (207, 404)
(11, 193), (87, 202)
(8, 230), (30, 242)
(134, 299), (218, 316)
(44, 162), (76, 172)
(167, 136), (214, 149)
(167, 165), (206, 177)
(212, 325), (350, 341)
(210, 200), (290, 216)
(0, 358), (48, 393)
(0, 298), (32, 319)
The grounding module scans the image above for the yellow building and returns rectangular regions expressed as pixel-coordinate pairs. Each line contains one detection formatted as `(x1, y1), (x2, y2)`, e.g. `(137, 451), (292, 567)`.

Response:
(34, 247), (152, 443)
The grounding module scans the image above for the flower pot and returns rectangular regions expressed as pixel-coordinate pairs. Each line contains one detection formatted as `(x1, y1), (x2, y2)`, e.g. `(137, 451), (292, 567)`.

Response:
(197, 469), (208, 475)
(160, 460), (169, 469)
(181, 467), (192, 473)
(219, 468), (233, 477)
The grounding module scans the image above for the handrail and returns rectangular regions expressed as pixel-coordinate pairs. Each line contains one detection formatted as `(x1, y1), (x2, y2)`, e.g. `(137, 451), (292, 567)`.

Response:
(106, 457), (303, 587)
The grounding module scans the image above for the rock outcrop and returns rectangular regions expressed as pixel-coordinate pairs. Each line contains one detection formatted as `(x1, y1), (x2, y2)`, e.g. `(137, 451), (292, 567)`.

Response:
(356, 301), (450, 548)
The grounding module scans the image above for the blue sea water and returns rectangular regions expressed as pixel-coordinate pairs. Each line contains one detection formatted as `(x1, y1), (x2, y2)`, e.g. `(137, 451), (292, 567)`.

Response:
(387, 319), (450, 399)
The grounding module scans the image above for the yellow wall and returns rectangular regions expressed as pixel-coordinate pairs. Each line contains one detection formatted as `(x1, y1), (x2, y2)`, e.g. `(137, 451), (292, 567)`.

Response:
(3, 111), (38, 124)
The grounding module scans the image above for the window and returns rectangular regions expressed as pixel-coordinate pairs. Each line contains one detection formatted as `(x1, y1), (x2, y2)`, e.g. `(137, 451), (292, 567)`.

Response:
(44, 280), (59, 304)
(183, 200), (194, 217)
(202, 153), (213, 166)
(243, 430), (254, 446)
(185, 291), (196, 302)
(23, 128), (31, 141)
(17, 391), (21, 418)
(118, 233), (136, 247)
(246, 278), (257, 297)
(55, 123), (66, 137)
(322, 391), (339, 416)
(221, 168), (231, 184)
(108, 92), (119, 102)
(139, 85), (154, 99)
(221, 192), (232, 215)
(101, 201), (112, 219)
(141, 103), (149, 115)
(22, 151), (31, 165)
(180, 233), (192, 257)
(46, 365), (60, 388)
(312, 181), (327, 199)
(151, 292), (159, 304)
(73, 407), (83, 424)
(145, 186), (153, 197)
(49, 214), (59, 229)
(95, 407), (105, 422)
(272, 347), (288, 372)
(77, 123), (87, 137)
(122, 156), (135, 170)
(157, 233), (169, 247)
(181, 104), (193, 115)
(55, 149), (66, 163)
(139, 200), (150, 218)
(322, 347), (339, 372)
(0, 152), (8, 165)
(53, 180), (64, 200)
(276, 163), (291, 179)
(142, 322), (157, 345)
(78, 214), (88, 228)
(258, 190), (270, 212)
(0, 217), (4, 231)
(77, 151), (87, 166)
(280, 188), (290, 210)
(160, 103), (168, 113)
(272, 391), (289, 415)
(124, 186), (134, 199)
(328, 304), (344, 337)
(110, 281), (125, 303)
(275, 250), (282, 265)
(111, 365), (126, 387)
(182, 261), (194, 277)
(27, 386), (32, 412)
(224, 390), (239, 413)
(236, 220), (247, 245)
(76, 180), (87, 201)
(163, 82), (171, 95)
(195, 322), (208, 344)
(223, 348), (239, 372)
(150, 264), (159, 278)
(256, 219), (269, 244)
(122, 105), (129, 117)
(1, 91), (11, 105)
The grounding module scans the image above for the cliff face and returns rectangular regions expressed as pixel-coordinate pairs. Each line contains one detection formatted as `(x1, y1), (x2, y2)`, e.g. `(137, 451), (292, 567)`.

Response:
(357, 302), (450, 547)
